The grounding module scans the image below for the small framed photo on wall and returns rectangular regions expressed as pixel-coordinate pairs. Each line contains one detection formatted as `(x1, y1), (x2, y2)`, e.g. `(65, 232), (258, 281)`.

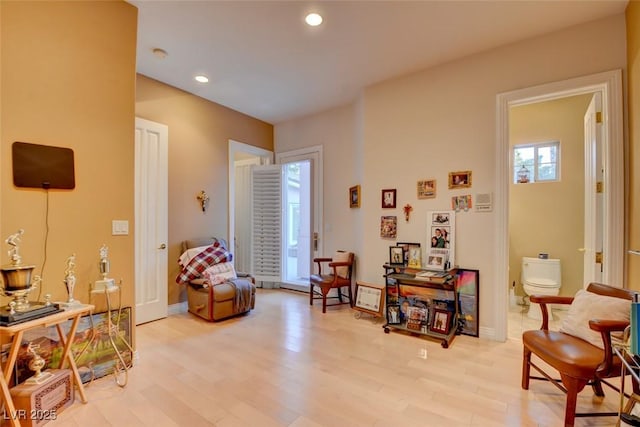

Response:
(381, 189), (396, 208)
(417, 179), (436, 199)
(349, 185), (361, 208)
(448, 171), (472, 189)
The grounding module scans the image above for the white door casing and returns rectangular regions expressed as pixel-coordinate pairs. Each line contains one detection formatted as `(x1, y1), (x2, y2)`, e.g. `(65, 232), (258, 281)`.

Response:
(134, 117), (168, 325)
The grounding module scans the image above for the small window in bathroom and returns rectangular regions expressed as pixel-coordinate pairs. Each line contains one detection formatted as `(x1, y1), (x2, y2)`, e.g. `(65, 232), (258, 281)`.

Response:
(513, 141), (559, 184)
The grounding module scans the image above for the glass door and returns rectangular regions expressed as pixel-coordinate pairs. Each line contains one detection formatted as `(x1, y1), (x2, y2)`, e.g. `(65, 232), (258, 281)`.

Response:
(277, 147), (323, 292)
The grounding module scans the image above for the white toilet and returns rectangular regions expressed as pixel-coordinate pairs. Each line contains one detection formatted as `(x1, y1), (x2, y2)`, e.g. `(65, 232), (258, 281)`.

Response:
(521, 257), (561, 320)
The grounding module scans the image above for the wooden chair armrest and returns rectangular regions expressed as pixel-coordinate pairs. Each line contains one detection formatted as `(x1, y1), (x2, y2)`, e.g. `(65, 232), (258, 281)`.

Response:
(589, 319), (630, 376)
(589, 319), (629, 333)
(529, 295), (574, 305)
(313, 257), (333, 275)
(328, 261), (351, 267)
(528, 295), (573, 330)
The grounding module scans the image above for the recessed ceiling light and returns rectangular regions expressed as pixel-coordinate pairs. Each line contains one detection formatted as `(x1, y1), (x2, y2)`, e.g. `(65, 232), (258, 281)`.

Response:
(194, 75), (209, 83)
(305, 12), (323, 27)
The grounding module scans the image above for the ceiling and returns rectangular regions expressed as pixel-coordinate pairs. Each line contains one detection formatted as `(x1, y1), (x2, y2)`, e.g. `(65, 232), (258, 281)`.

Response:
(131, 1), (628, 125)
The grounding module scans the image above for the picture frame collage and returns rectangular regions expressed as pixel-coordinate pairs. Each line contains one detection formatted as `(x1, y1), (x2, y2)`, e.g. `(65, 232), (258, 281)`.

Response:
(426, 210), (455, 270)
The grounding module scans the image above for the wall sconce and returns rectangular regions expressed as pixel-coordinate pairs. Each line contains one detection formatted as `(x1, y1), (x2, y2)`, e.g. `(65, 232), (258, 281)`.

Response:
(196, 190), (209, 212)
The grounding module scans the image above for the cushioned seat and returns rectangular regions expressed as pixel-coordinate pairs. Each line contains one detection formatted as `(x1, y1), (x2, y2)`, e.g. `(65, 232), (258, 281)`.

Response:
(180, 238), (256, 321)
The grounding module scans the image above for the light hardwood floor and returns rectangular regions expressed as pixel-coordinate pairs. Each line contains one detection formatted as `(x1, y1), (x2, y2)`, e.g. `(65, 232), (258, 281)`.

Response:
(48, 289), (624, 427)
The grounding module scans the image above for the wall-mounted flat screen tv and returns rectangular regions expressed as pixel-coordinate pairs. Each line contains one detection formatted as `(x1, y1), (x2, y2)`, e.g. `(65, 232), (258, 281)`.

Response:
(12, 142), (75, 189)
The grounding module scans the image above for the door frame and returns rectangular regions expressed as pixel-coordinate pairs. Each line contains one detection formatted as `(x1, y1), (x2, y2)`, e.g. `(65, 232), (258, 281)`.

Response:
(494, 69), (624, 341)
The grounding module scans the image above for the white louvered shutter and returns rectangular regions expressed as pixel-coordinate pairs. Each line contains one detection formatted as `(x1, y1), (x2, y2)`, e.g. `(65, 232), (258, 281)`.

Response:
(250, 165), (282, 285)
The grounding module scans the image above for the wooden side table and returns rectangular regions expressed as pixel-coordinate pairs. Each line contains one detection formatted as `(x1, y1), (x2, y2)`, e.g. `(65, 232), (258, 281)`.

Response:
(0, 304), (94, 427)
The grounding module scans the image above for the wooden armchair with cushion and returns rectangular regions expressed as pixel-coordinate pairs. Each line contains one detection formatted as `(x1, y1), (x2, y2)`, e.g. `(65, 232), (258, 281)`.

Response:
(309, 251), (354, 313)
(522, 282), (637, 427)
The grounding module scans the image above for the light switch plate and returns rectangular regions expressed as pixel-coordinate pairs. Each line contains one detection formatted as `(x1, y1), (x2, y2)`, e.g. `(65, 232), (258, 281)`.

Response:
(112, 220), (129, 235)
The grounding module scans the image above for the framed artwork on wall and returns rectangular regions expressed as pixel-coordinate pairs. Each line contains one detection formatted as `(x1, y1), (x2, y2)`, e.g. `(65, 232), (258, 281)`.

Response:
(380, 216), (397, 238)
(381, 189), (397, 208)
(417, 179), (436, 199)
(349, 185), (361, 208)
(448, 171), (472, 189)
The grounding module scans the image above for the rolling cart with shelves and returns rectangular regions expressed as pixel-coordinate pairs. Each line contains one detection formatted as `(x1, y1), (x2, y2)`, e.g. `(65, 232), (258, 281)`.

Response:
(382, 264), (459, 348)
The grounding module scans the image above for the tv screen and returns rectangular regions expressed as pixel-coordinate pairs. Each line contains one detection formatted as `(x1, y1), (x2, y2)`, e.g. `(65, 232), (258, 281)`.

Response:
(12, 142), (75, 190)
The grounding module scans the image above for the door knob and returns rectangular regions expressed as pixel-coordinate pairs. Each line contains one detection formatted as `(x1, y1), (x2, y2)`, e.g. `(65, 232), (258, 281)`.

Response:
(158, 243), (167, 250)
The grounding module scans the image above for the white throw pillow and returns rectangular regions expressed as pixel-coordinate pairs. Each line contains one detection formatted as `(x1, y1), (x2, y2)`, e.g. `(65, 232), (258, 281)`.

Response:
(333, 251), (351, 279)
(203, 262), (237, 285)
(559, 289), (630, 349)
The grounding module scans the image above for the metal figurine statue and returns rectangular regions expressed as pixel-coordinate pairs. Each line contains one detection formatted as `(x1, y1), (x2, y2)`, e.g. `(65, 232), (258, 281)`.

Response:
(5, 229), (24, 265)
(63, 253), (79, 305)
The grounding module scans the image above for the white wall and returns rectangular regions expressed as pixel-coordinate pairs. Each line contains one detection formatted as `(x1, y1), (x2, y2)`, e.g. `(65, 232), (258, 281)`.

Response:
(276, 104), (362, 260)
(275, 14), (627, 338)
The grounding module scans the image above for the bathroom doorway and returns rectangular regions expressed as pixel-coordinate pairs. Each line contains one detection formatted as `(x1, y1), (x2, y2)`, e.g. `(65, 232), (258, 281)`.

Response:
(495, 70), (624, 341)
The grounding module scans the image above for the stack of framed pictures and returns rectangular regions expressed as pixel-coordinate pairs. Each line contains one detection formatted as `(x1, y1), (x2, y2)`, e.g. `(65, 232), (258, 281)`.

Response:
(426, 210), (455, 270)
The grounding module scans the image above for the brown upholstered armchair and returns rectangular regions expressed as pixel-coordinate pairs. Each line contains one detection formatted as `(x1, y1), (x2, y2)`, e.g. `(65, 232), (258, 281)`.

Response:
(522, 282), (637, 427)
(309, 251), (354, 313)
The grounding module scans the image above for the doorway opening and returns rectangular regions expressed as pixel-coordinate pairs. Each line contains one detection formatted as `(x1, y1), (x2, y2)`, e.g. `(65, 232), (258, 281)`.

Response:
(495, 70), (624, 342)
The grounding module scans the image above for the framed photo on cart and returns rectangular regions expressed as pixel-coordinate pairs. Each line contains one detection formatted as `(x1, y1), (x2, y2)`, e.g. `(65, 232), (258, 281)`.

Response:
(397, 242), (420, 266)
(430, 309), (452, 335)
(381, 189), (396, 208)
(389, 246), (404, 265)
(354, 281), (385, 317)
(407, 245), (422, 268)
(386, 304), (401, 324)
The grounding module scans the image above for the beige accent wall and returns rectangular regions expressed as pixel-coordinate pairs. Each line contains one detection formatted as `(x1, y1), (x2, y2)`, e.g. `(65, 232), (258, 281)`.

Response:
(628, 1), (640, 290)
(135, 75), (273, 305)
(508, 95), (592, 299)
(276, 14), (626, 337)
(1, 2), (137, 315)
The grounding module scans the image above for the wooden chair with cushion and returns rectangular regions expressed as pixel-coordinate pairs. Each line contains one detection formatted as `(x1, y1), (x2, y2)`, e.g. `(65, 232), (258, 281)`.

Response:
(522, 282), (638, 427)
(309, 251), (354, 313)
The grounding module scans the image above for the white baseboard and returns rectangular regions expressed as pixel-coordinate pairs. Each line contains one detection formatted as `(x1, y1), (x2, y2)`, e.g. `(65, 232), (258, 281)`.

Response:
(168, 301), (188, 315)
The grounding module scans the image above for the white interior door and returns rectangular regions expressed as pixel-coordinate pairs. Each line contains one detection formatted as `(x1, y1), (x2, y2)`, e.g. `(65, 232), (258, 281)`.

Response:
(583, 93), (604, 285)
(134, 117), (168, 325)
